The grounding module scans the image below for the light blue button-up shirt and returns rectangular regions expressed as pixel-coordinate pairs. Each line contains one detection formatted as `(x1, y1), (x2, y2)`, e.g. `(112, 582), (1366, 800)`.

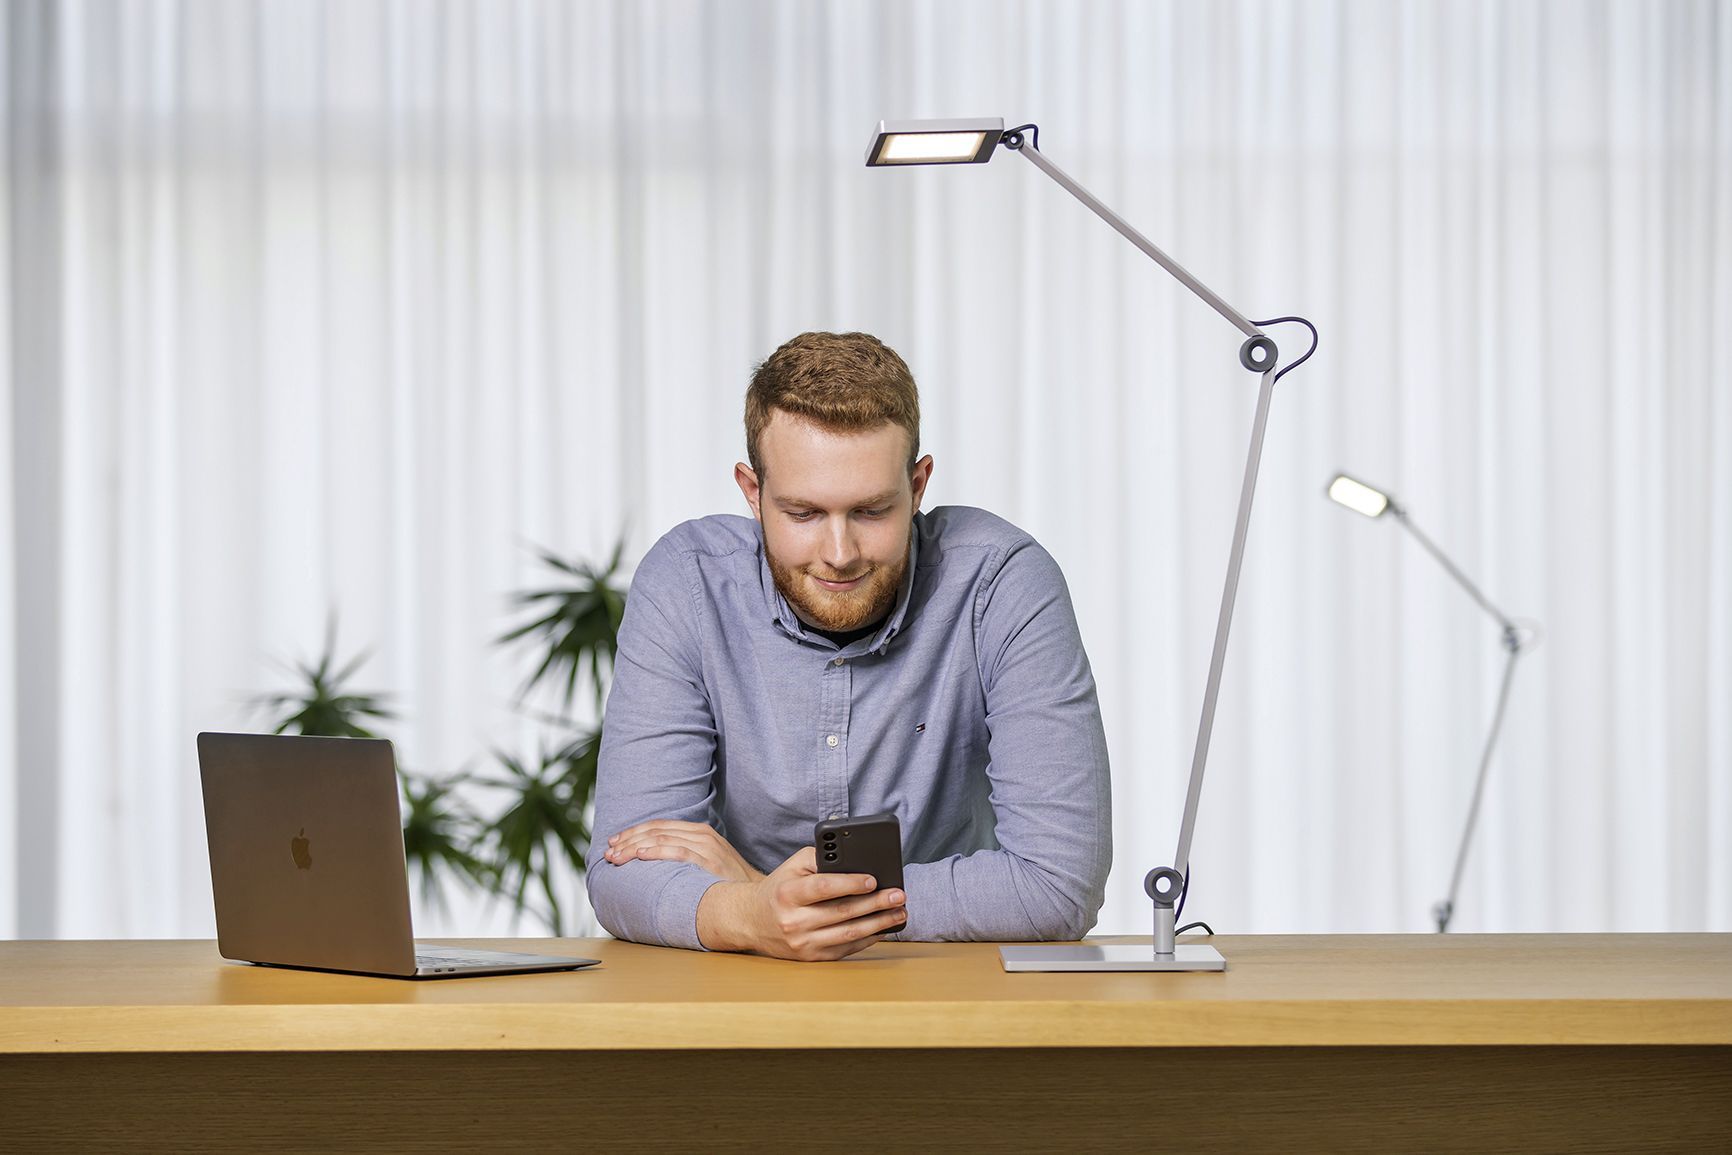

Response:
(585, 505), (1112, 949)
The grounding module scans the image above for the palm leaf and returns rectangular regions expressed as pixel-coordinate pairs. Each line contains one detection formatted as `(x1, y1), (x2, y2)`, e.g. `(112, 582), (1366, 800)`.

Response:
(254, 615), (394, 738)
(399, 768), (492, 910)
(473, 738), (601, 936)
(498, 540), (629, 713)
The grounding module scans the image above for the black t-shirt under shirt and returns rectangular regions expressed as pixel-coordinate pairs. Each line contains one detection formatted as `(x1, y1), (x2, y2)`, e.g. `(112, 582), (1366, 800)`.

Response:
(808, 615), (886, 649)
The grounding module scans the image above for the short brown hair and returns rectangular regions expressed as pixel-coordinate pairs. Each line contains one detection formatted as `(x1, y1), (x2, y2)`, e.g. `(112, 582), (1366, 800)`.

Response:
(744, 332), (920, 480)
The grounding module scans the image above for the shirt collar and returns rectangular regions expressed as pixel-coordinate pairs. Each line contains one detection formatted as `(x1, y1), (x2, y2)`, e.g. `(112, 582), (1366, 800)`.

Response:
(758, 512), (923, 655)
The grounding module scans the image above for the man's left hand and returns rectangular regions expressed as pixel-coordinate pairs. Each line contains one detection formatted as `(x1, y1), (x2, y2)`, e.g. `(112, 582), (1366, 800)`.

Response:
(602, 820), (765, 884)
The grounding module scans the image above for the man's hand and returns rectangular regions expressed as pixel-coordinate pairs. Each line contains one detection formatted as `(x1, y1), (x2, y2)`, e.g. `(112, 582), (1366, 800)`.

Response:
(696, 846), (907, 961)
(602, 820), (765, 884)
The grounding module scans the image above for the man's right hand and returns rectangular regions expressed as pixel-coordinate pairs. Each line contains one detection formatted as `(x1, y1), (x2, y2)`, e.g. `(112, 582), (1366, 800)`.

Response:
(696, 846), (907, 961)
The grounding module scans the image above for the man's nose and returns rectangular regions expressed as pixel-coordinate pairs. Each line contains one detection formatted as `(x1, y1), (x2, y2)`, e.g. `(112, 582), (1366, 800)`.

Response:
(822, 518), (861, 573)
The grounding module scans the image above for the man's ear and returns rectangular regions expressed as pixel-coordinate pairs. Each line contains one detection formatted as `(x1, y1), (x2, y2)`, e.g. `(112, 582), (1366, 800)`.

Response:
(734, 462), (764, 521)
(910, 455), (935, 512)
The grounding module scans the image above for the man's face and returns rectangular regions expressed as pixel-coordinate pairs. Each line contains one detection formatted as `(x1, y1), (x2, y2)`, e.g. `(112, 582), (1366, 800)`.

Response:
(735, 409), (934, 633)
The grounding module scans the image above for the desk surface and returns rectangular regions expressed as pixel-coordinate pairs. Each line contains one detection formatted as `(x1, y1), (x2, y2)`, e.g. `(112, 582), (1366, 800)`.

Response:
(3, 933), (1729, 1053)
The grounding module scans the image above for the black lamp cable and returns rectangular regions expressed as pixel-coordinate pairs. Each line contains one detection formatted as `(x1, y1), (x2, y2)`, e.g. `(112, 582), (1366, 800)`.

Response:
(1251, 315), (1319, 383)
(1000, 122), (1040, 152)
(1172, 866), (1215, 936)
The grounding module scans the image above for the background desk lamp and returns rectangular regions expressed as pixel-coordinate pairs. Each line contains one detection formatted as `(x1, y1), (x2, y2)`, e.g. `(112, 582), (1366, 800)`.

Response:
(867, 118), (1317, 972)
(1326, 473), (1537, 932)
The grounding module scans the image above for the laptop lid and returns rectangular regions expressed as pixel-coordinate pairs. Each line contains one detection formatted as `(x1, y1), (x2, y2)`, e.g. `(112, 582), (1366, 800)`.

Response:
(198, 732), (418, 976)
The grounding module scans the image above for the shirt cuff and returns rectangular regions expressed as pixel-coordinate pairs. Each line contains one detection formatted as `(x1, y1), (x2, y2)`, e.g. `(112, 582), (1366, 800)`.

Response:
(653, 866), (726, 951)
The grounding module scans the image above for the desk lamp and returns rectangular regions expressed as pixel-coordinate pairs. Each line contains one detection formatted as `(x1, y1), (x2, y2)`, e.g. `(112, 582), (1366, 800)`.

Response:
(1326, 473), (1535, 932)
(868, 118), (1317, 972)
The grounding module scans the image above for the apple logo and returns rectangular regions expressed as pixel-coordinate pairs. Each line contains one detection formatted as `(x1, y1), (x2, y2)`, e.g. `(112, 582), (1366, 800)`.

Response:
(290, 828), (312, 870)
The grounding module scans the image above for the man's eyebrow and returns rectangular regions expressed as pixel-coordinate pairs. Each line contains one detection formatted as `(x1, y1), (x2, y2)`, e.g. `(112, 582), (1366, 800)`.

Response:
(772, 491), (901, 509)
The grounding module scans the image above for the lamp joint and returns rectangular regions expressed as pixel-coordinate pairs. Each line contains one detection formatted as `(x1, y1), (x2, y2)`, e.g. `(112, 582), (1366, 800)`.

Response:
(1000, 122), (1039, 152)
(1239, 334), (1278, 374)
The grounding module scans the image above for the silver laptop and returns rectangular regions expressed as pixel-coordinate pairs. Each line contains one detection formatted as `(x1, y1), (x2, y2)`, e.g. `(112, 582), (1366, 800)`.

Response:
(197, 731), (600, 979)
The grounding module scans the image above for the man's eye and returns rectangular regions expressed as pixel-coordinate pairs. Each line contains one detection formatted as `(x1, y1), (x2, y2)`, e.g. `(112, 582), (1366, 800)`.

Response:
(860, 507), (891, 518)
(788, 510), (818, 521)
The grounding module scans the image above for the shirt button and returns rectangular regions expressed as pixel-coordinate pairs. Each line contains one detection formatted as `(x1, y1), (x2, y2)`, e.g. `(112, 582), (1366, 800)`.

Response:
(832, 657), (845, 666)
(826, 734), (839, 748)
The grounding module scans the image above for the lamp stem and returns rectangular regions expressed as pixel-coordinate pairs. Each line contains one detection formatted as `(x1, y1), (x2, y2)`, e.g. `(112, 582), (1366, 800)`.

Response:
(1172, 364), (1277, 878)
(1434, 631), (1524, 933)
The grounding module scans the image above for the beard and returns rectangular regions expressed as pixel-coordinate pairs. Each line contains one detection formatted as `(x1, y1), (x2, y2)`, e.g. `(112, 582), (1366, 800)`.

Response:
(767, 527), (910, 633)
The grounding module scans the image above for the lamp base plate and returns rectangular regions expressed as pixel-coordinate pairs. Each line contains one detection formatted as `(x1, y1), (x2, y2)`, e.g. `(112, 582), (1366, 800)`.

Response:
(998, 942), (1227, 973)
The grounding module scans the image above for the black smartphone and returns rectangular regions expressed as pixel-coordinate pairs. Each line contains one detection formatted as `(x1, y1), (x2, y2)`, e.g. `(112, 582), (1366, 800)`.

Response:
(814, 812), (906, 935)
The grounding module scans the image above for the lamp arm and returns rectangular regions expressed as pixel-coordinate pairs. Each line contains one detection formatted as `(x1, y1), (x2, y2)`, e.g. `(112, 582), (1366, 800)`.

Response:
(1389, 508), (1517, 634)
(1006, 140), (1289, 955)
(1009, 144), (1262, 338)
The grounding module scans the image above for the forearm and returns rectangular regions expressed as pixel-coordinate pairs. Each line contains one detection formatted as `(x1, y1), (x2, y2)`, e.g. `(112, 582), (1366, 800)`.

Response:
(694, 880), (758, 952)
(899, 846), (1105, 942)
(585, 855), (724, 950)
(587, 529), (728, 949)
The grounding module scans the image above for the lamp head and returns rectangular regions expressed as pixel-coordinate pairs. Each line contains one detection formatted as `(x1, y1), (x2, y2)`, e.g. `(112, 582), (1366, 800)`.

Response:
(1326, 473), (1395, 519)
(865, 118), (1005, 167)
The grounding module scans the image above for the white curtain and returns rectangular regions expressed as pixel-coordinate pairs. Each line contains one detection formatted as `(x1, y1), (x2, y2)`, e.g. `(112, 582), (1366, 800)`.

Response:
(3, 0), (1728, 940)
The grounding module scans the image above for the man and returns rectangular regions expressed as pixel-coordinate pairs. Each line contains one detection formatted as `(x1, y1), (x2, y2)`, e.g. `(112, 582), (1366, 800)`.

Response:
(586, 331), (1111, 961)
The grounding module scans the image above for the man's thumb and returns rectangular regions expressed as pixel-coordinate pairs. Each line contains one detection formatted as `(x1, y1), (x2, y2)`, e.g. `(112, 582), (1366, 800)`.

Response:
(774, 845), (817, 877)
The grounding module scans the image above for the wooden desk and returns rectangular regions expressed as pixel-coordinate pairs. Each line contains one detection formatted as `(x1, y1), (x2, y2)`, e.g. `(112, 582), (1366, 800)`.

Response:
(3, 934), (1729, 1151)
